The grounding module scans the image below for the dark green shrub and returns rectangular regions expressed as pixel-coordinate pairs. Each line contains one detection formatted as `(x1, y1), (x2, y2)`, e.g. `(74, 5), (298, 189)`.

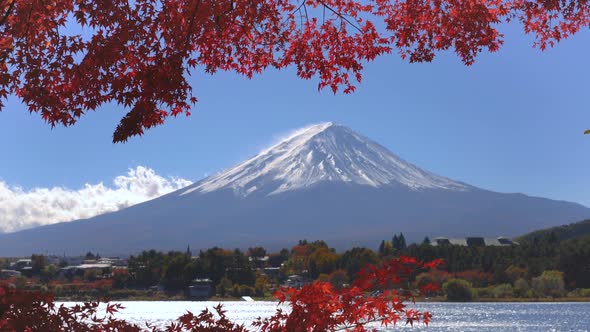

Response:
(567, 288), (590, 298)
(532, 270), (565, 298)
(443, 279), (473, 302)
(493, 284), (514, 298)
(513, 278), (530, 297)
(474, 287), (493, 298)
(239, 285), (255, 297)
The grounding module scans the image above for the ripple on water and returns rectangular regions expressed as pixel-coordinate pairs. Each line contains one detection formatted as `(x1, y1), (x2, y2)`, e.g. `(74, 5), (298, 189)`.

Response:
(58, 301), (590, 332)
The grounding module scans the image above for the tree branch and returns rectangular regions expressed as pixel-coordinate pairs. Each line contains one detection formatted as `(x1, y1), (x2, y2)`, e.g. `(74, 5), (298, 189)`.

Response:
(316, 0), (363, 33)
(334, 316), (389, 331)
(184, 0), (201, 53)
(1, 0), (15, 27)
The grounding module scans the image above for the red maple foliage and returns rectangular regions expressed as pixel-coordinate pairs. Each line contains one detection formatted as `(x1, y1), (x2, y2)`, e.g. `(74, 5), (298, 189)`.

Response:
(1, 256), (442, 331)
(0, 284), (140, 331)
(455, 270), (494, 288)
(0, 0), (587, 141)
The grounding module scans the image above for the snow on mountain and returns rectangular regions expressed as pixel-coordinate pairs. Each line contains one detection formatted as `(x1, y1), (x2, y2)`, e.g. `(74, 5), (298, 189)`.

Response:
(181, 122), (469, 197)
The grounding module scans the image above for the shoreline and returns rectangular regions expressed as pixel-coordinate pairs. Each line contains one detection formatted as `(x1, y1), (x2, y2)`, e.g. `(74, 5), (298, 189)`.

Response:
(415, 297), (590, 303)
(54, 295), (590, 303)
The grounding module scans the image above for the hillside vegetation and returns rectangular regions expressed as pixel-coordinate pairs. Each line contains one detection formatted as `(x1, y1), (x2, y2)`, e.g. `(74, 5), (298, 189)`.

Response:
(518, 219), (590, 243)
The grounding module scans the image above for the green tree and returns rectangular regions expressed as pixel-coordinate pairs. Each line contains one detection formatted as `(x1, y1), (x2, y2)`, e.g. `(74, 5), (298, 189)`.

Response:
(378, 240), (394, 257)
(84, 269), (99, 282)
(532, 270), (565, 298)
(239, 285), (255, 297)
(255, 274), (268, 297)
(248, 247), (269, 269)
(398, 233), (407, 250)
(161, 251), (194, 291)
(309, 247), (338, 278)
(513, 278), (530, 298)
(505, 265), (527, 283)
(41, 264), (58, 282)
(269, 249), (290, 267)
(392, 233), (407, 251)
(493, 284), (514, 298)
(30, 254), (46, 275)
(248, 247), (267, 259)
(0, 258), (8, 269)
(443, 279), (474, 302)
(338, 247), (378, 280)
(196, 248), (255, 286)
(392, 235), (399, 251)
(128, 250), (166, 287)
(231, 284), (241, 298)
(216, 277), (233, 297)
(557, 236), (590, 288)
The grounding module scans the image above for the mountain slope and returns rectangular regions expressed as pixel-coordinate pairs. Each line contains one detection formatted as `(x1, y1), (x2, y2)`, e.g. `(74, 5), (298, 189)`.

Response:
(518, 219), (590, 242)
(0, 123), (589, 256)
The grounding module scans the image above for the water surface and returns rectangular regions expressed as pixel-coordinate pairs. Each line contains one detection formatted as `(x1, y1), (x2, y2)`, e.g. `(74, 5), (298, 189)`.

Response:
(60, 301), (590, 331)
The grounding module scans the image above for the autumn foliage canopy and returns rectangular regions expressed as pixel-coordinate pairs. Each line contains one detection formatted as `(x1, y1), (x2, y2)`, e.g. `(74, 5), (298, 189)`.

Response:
(0, 0), (588, 141)
(1, 257), (442, 331)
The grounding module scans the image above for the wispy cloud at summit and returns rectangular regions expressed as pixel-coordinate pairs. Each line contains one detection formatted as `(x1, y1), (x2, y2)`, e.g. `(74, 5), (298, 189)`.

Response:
(0, 166), (192, 233)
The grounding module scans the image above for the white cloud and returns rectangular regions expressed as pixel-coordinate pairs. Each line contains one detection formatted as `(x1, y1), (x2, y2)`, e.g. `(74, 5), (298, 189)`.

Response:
(0, 166), (193, 233)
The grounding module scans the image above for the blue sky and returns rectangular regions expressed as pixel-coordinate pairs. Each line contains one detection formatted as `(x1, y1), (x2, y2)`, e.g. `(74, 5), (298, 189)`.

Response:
(0, 24), (588, 218)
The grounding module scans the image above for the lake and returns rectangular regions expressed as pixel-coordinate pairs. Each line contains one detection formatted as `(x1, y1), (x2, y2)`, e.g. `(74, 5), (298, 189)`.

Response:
(60, 301), (590, 331)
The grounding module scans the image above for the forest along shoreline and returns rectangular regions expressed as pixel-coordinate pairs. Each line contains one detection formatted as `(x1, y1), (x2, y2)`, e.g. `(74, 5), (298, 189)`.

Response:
(2, 225), (590, 303)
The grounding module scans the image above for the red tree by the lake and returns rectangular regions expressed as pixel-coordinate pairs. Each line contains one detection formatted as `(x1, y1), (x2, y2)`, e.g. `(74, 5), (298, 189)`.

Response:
(1, 257), (441, 331)
(0, 0), (588, 141)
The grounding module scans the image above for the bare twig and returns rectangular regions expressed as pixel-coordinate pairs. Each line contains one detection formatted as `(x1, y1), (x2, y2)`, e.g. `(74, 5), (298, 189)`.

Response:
(317, 0), (363, 32)
(293, 0), (307, 14)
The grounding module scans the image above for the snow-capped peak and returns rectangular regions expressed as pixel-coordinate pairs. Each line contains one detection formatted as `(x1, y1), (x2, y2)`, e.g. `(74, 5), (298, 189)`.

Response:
(180, 123), (468, 197)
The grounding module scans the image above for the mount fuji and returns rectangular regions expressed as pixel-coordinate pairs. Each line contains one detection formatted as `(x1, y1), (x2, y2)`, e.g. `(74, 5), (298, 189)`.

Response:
(1, 123), (588, 255)
(181, 122), (468, 197)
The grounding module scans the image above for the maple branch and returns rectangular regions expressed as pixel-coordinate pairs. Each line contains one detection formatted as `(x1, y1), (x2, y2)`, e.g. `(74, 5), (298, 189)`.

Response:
(227, 3), (287, 48)
(214, 0), (235, 32)
(292, 0), (306, 28)
(299, 7), (303, 27)
(24, 1), (35, 39)
(238, 23), (281, 48)
(184, 0), (201, 53)
(316, 0), (363, 33)
(0, 0), (15, 27)
(293, 0), (307, 15)
(233, 1), (311, 48)
(334, 316), (390, 331)
(224, 0), (234, 15)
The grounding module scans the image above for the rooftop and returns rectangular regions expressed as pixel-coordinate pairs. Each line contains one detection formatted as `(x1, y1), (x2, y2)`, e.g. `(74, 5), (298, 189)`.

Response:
(431, 236), (518, 246)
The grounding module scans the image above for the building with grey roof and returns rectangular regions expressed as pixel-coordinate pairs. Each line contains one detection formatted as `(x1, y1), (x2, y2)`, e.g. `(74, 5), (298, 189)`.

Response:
(430, 236), (518, 247)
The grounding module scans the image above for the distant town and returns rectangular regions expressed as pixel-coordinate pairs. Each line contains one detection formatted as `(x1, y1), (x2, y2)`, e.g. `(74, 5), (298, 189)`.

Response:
(2, 226), (589, 302)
